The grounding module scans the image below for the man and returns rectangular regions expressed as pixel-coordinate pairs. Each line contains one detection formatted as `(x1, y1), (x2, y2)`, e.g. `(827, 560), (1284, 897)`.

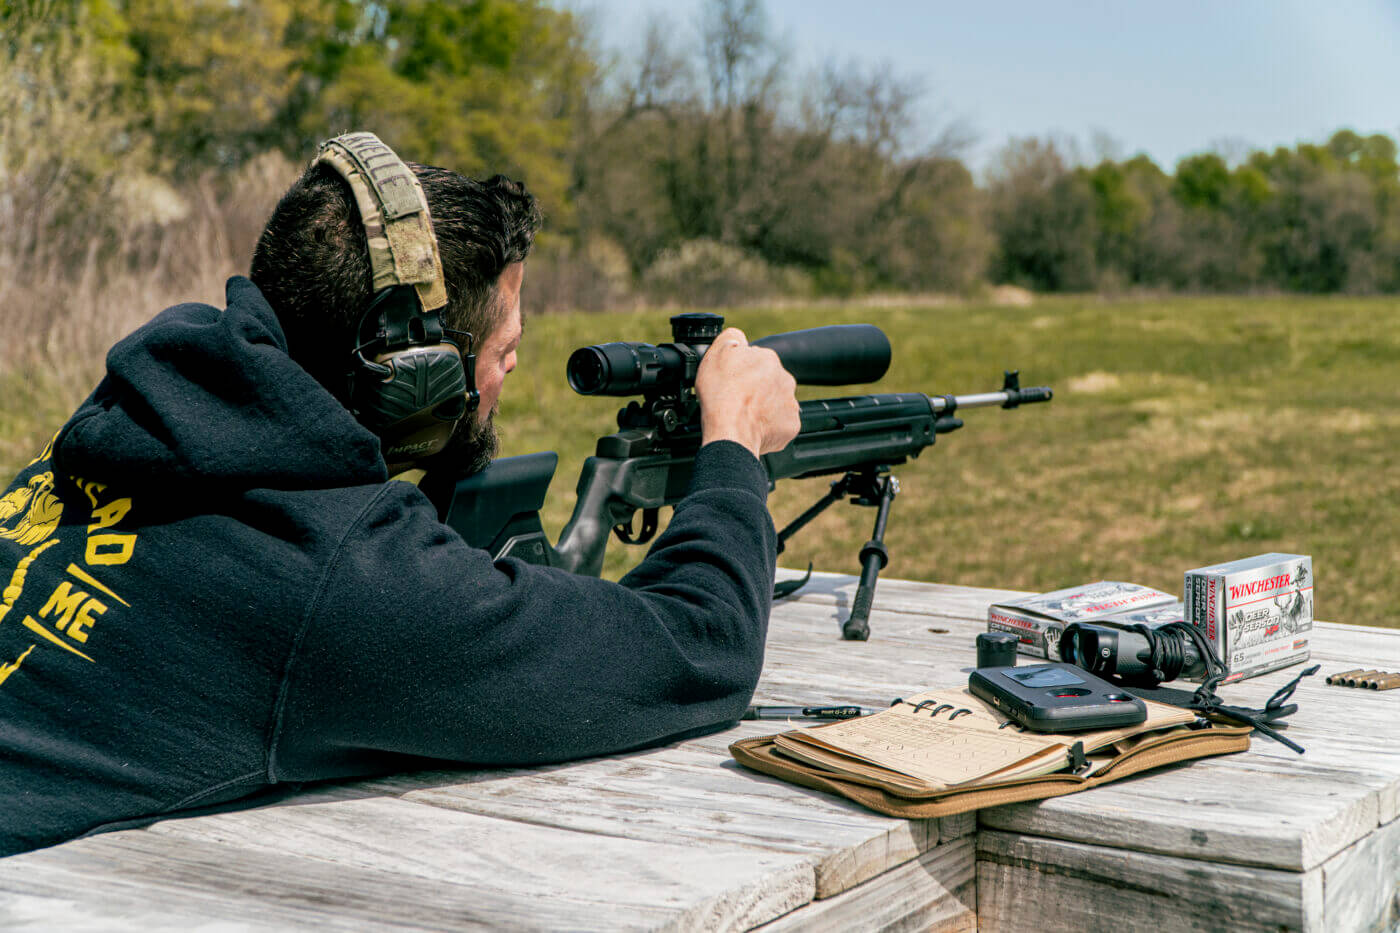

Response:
(0, 136), (801, 857)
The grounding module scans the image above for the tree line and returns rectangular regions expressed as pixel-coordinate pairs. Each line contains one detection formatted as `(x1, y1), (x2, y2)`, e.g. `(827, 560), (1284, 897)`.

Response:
(990, 133), (1400, 294)
(4, 0), (1399, 310)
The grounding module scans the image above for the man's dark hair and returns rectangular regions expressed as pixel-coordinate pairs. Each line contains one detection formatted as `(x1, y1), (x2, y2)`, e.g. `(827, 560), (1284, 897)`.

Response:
(251, 161), (542, 399)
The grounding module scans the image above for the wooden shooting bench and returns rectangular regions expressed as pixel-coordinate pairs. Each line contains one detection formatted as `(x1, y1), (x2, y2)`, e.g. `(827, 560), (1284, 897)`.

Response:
(2, 571), (1397, 931)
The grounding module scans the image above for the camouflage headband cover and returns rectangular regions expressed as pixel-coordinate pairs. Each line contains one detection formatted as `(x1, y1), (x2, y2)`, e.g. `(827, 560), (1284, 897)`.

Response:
(314, 132), (448, 313)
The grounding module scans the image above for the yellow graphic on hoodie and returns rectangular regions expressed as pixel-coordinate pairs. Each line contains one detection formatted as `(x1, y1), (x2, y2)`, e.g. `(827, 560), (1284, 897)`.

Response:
(0, 472), (63, 546)
(0, 644), (34, 685)
(1, 443), (138, 688)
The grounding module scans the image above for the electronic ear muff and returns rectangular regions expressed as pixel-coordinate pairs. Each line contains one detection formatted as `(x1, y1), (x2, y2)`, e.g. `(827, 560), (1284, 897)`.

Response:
(314, 132), (477, 463)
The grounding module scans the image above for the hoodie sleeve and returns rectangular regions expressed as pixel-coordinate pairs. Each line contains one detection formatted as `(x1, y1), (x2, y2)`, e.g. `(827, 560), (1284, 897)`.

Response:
(270, 440), (776, 780)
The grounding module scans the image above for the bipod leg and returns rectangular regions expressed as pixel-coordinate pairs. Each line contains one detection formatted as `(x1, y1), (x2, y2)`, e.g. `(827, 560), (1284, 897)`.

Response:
(771, 475), (856, 601)
(842, 474), (899, 641)
(775, 474), (853, 556)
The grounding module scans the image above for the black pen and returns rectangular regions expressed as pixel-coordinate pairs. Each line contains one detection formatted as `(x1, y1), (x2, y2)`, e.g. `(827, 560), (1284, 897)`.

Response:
(742, 704), (869, 721)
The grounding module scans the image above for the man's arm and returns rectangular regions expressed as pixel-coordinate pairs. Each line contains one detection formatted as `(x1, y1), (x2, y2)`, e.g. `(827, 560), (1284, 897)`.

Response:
(269, 331), (801, 779)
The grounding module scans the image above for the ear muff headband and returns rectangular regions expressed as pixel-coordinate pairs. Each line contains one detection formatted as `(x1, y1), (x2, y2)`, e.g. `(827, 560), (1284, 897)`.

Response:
(314, 132), (449, 312)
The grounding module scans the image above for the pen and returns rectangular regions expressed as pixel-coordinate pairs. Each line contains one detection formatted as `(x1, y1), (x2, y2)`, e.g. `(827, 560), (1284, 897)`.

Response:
(742, 704), (869, 720)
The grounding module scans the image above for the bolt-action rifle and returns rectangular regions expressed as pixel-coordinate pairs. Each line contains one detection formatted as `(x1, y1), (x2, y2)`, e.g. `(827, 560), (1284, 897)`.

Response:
(421, 313), (1052, 640)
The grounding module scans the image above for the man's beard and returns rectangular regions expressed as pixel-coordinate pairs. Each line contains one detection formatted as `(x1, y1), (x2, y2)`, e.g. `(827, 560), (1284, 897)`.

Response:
(423, 408), (500, 478)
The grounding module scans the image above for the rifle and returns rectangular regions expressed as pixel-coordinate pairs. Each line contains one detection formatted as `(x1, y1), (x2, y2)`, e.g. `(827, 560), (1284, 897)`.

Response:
(421, 312), (1052, 640)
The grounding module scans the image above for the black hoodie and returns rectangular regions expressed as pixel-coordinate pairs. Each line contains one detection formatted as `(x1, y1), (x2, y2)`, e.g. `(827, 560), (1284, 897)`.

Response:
(0, 277), (775, 857)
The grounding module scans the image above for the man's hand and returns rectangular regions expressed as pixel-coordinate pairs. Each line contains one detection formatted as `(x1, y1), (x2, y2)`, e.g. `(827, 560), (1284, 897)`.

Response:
(695, 328), (801, 458)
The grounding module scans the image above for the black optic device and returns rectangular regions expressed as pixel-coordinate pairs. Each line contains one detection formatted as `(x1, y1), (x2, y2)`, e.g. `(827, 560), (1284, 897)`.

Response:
(1060, 621), (1208, 687)
(969, 662), (1148, 732)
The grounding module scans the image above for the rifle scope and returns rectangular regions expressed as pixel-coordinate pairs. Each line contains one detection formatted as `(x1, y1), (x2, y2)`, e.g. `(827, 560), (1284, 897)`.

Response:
(566, 313), (891, 396)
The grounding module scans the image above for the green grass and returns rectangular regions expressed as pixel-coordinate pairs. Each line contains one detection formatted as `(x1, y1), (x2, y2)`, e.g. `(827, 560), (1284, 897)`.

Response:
(5, 294), (1398, 628)
(496, 295), (1400, 630)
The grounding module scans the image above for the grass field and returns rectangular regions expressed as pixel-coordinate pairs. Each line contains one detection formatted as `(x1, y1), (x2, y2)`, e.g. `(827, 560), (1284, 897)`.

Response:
(4, 294), (1398, 629)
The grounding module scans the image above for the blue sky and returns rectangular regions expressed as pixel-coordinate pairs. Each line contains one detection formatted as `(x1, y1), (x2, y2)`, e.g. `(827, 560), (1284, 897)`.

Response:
(564, 0), (1400, 174)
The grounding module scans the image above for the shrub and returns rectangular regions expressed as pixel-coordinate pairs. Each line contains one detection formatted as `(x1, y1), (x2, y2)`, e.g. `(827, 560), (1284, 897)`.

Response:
(640, 239), (802, 307)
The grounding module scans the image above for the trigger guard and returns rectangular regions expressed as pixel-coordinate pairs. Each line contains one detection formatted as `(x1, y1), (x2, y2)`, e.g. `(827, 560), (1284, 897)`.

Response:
(612, 507), (660, 545)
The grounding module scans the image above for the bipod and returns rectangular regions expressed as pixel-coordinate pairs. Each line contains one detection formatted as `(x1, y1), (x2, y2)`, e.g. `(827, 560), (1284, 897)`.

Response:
(843, 469), (898, 640)
(772, 467), (899, 640)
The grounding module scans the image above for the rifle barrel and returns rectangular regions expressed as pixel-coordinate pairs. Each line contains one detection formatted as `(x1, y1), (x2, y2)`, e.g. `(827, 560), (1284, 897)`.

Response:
(931, 385), (1054, 412)
(773, 385), (1050, 481)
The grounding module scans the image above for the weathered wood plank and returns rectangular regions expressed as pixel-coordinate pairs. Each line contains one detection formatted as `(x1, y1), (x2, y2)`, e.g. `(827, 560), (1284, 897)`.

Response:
(134, 794), (815, 931)
(1320, 815), (1400, 933)
(1231, 730), (1400, 828)
(976, 829), (1324, 933)
(754, 601), (992, 706)
(978, 757), (1381, 872)
(0, 830), (688, 931)
(775, 568), (1028, 623)
(754, 836), (976, 933)
(974, 706), (1400, 868)
(367, 735), (975, 898)
(344, 741), (938, 900)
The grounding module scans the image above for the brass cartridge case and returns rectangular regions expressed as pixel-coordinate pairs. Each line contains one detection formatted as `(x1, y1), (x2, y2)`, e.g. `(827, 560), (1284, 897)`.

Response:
(1342, 670), (1380, 687)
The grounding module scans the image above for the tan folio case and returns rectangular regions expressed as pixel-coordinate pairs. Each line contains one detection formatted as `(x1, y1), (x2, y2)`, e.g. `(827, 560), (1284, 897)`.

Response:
(729, 687), (1252, 819)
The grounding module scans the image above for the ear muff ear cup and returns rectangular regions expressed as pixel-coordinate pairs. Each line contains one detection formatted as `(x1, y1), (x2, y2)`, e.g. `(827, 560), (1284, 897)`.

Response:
(354, 342), (471, 462)
(347, 283), (478, 463)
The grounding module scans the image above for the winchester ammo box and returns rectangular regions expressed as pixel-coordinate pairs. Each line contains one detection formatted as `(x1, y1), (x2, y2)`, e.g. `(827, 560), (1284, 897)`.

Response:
(1095, 601), (1187, 630)
(988, 581), (1178, 660)
(1183, 553), (1313, 683)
